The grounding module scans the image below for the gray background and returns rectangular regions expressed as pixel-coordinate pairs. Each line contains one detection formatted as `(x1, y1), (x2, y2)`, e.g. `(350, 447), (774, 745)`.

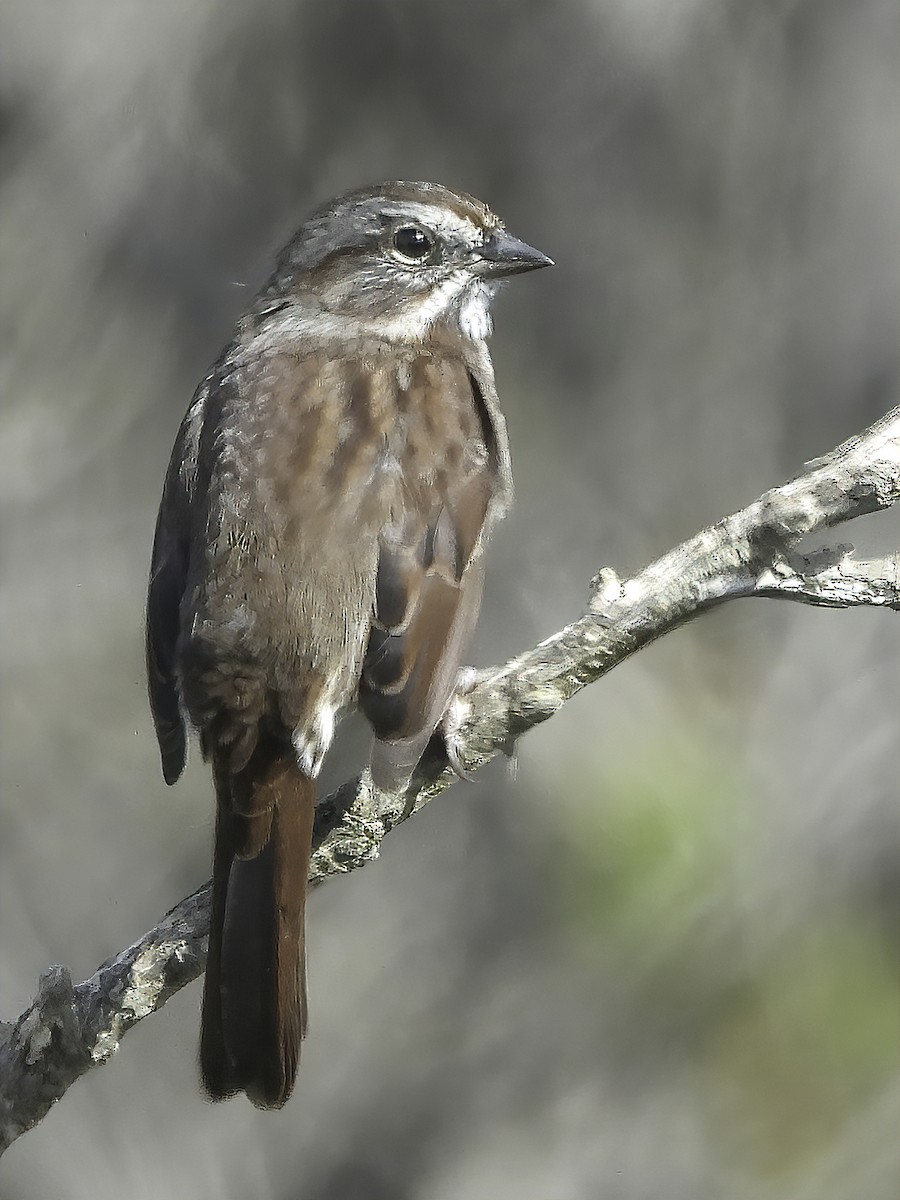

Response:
(1, 1), (897, 1197)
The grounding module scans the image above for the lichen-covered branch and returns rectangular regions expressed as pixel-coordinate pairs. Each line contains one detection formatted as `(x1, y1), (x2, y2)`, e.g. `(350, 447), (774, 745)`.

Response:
(1, 406), (897, 1155)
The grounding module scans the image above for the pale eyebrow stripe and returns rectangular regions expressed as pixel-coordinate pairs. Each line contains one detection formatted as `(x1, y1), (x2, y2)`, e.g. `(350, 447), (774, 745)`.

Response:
(374, 201), (483, 243)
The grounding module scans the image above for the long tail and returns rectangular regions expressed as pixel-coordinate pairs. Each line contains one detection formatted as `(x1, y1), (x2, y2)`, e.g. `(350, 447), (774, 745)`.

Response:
(200, 742), (315, 1109)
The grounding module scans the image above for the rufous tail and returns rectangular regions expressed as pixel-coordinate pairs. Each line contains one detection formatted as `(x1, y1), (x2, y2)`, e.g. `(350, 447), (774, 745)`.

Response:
(200, 741), (314, 1109)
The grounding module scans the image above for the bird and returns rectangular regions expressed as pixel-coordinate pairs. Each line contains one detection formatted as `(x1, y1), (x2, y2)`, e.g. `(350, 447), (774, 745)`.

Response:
(146, 180), (552, 1108)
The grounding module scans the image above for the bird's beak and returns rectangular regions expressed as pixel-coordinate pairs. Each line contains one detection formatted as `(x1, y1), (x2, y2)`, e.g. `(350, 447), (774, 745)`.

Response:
(476, 230), (554, 276)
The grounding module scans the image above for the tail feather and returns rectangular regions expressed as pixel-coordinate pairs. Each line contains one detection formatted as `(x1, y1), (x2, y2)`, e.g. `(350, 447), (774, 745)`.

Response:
(201, 747), (314, 1109)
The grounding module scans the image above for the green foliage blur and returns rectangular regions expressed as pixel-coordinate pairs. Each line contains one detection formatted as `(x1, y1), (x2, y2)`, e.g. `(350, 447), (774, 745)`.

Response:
(555, 737), (899, 1190)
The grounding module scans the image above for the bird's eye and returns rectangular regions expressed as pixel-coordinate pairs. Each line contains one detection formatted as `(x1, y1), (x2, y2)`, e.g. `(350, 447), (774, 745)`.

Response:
(392, 225), (435, 261)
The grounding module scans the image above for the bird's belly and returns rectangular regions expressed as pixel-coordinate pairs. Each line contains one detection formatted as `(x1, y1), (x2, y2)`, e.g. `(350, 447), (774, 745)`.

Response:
(179, 518), (377, 768)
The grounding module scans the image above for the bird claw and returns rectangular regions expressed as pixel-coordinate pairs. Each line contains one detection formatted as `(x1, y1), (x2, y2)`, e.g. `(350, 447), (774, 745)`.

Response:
(439, 668), (480, 781)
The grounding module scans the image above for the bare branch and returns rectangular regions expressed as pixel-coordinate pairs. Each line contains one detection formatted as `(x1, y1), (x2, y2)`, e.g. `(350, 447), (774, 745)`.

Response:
(1, 406), (897, 1155)
(753, 550), (899, 609)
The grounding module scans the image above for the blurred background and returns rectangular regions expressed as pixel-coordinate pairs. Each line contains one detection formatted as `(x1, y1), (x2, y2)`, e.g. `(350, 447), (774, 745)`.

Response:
(1, 0), (897, 1196)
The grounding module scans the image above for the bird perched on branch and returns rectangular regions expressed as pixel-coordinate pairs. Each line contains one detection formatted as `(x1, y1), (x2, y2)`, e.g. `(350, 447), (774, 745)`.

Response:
(146, 181), (552, 1108)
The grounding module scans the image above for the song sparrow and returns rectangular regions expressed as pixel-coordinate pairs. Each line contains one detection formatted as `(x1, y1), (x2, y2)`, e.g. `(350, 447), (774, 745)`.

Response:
(146, 181), (551, 1108)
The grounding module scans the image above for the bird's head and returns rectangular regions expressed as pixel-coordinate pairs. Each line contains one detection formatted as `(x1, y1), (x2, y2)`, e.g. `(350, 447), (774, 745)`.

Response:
(266, 181), (552, 343)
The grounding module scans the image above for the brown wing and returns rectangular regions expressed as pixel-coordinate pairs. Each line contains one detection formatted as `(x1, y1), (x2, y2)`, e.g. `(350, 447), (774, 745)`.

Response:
(147, 514), (189, 785)
(146, 387), (207, 785)
(360, 361), (504, 790)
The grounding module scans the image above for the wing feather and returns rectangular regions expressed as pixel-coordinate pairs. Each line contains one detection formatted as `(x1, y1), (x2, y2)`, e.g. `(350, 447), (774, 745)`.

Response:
(360, 359), (503, 790)
(146, 388), (207, 785)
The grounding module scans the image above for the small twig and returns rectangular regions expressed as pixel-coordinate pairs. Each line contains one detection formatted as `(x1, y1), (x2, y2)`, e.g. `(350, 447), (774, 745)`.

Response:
(753, 549), (899, 608)
(1, 405), (897, 1155)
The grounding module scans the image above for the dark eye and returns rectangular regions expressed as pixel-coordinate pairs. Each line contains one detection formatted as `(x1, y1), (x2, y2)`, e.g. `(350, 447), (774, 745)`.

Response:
(393, 225), (434, 261)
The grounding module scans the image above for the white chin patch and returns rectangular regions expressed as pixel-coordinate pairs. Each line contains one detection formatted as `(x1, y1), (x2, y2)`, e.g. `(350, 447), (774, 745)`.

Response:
(459, 281), (494, 342)
(293, 704), (336, 778)
(370, 274), (495, 343)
